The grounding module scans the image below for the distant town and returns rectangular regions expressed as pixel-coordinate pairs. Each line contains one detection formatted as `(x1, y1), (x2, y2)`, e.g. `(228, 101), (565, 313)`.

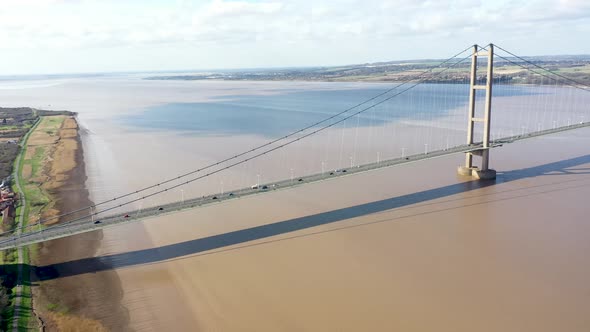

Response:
(145, 55), (590, 86)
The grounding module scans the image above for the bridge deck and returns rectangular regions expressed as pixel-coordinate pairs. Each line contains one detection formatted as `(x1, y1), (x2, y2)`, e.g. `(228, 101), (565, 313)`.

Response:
(0, 121), (589, 251)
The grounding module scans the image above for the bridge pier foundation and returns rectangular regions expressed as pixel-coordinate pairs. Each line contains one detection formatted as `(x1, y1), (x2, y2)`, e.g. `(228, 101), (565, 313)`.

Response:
(457, 165), (477, 176)
(473, 168), (496, 180)
(458, 166), (496, 180)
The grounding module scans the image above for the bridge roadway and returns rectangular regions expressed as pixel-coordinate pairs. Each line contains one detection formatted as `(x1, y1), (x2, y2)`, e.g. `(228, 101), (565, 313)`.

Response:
(0, 121), (589, 251)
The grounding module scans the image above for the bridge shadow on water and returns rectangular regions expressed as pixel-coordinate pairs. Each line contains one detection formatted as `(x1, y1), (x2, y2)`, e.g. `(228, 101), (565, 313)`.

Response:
(3, 154), (590, 282)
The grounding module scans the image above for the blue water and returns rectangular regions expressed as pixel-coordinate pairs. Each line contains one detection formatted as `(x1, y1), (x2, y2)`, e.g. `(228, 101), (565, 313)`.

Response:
(121, 84), (534, 138)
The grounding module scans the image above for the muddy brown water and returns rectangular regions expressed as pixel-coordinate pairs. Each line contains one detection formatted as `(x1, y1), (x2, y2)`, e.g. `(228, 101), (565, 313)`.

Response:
(34, 127), (590, 332)
(1, 79), (587, 331)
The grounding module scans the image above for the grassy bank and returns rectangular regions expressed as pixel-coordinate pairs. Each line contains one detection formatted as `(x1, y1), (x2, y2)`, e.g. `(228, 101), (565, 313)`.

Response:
(19, 116), (66, 226)
(0, 116), (41, 331)
(3, 115), (67, 331)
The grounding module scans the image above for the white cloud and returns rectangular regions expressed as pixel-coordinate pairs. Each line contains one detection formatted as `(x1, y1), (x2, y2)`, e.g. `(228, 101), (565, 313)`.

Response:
(202, 0), (283, 17)
(0, 0), (588, 74)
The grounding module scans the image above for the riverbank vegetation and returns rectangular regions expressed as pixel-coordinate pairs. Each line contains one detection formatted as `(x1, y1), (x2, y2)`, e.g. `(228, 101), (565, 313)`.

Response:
(0, 111), (76, 331)
(0, 108), (75, 181)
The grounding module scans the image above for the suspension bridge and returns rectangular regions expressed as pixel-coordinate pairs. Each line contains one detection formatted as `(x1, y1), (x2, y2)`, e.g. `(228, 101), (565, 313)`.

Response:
(1, 43), (589, 250)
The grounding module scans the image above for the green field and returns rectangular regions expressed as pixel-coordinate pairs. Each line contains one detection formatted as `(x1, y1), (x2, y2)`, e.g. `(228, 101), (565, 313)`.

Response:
(2, 116), (66, 331)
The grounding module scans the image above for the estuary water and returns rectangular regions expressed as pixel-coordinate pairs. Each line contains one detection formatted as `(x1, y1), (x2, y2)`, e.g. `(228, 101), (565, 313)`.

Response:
(119, 83), (539, 138)
(0, 76), (589, 331)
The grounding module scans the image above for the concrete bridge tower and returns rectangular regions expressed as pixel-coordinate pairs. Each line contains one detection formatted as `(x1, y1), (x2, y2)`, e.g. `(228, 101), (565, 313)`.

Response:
(458, 44), (497, 180)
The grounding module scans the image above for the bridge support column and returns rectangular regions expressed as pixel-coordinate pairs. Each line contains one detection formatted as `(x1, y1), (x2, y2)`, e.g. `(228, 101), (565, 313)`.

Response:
(458, 44), (496, 180)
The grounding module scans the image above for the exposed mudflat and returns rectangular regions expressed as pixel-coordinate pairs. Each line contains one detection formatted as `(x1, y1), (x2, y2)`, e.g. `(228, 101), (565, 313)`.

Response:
(32, 118), (130, 331)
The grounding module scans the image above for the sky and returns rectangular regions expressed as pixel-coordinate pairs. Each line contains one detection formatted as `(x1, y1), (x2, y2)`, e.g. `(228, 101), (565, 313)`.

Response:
(1, 0), (589, 75)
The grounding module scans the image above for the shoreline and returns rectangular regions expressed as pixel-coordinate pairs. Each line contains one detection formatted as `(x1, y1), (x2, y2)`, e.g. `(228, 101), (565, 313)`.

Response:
(31, 118), (130, 331)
